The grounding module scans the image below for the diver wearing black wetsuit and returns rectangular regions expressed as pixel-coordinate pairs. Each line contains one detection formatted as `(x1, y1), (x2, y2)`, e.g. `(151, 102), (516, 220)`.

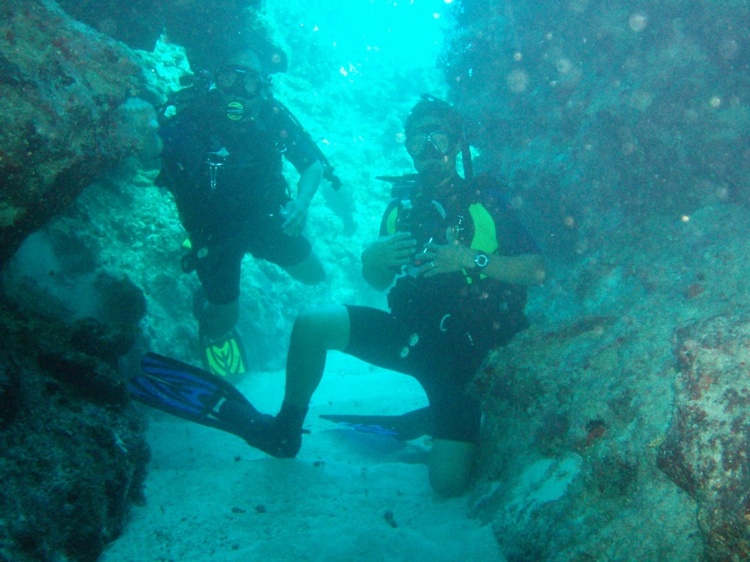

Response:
(157, 48), (326, 376)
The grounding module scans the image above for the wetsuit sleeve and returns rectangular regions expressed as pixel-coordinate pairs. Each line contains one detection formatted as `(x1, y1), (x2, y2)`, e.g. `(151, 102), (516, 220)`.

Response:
(271, 102), (322, 174)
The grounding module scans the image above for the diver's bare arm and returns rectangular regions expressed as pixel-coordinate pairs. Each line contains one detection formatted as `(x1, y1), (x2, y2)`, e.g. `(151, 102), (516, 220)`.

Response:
(421, 243), (546, 285)
(296, 161), (323, 206)
(482, 253), (546, 285)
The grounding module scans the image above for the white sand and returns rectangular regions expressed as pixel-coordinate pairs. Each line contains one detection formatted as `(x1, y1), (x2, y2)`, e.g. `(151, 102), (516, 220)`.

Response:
(102, 354), (503, 561)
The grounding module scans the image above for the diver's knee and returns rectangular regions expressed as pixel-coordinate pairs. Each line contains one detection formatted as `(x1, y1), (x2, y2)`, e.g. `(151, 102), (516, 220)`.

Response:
(429, 467), (471, 497)
(428, 439), (477, 497)
(291, 308), (331, 348)
(291, 305), (350, 350)
(285, 253), (326, 285)
(292, 309), (322, 336)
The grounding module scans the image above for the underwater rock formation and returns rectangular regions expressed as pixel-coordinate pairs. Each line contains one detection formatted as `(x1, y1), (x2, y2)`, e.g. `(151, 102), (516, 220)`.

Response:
(660, 314), (750, 561)
(444, 4), (750, 555)
(55, 0), (165, 51)
(468, 202), (750, 560)
(0, 0), (149, 269)
(0, 3), (153, 561)
(469, 309), (704, 561)
(443, 1), (750, 261)
(56, 0), (283, 74)
(0, 300), (150, 562)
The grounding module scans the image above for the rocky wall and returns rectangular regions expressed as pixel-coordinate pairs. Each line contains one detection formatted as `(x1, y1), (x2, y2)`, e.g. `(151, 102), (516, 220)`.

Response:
(661, 314), (750, 561)
(0, 0), (150, 268)
(0, 297), (150, 562)
(444, 5), (750, 556)
(444, 0), (750, 262)
(0, 2), (156, 560)
(55, 0), (280, 74)
(469, 202), (750, 560)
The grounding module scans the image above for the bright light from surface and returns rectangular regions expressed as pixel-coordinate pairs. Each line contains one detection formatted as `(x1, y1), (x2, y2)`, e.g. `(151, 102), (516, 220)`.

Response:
(281, 0), (453, 72)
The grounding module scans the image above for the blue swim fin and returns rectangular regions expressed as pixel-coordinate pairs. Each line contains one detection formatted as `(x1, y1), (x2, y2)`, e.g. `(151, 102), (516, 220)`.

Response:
(128, 352), (258, 439)
(319, 406), (433, 441)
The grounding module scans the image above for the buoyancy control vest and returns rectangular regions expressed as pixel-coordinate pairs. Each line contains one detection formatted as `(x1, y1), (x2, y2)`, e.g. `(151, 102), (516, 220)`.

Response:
(382, 174), (530, 350)
(157, 96), (315, 246)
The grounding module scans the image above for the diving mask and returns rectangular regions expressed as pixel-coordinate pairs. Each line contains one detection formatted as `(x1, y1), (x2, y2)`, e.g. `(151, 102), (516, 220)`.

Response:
(405, 130), (454, 157)
(216, 65), (264, 98)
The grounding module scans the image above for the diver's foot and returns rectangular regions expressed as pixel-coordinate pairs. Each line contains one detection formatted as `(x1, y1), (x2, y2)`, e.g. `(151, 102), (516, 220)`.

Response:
(219, 400), (303, 458)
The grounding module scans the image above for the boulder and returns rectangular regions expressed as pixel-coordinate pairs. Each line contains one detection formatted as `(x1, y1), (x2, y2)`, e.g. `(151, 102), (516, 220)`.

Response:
(0, 0), (149, 268)
(660, 314), (750, 561)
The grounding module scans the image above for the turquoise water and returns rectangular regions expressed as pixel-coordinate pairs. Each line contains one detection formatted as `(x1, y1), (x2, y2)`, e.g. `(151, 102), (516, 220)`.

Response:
(3, 1), (749, 560)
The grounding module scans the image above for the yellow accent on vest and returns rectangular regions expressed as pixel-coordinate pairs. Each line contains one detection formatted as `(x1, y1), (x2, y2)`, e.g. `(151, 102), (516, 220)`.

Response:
(386, 206), (399, 235)
(464, 203), (498, 283)
(387, 201), (499, 284)
(386, 202), (497, 251)
(468, 203), (498, 253)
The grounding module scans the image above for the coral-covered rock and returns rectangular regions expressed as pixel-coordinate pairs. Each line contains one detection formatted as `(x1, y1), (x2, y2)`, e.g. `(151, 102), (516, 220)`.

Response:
(0, 0), (147, 268)
(469, 203), (750, 560)
(0, 299), (149, 562)
(0, 5), (156, 558)
(470, 309), (704, 561)
(56, 0), (165, 51)
(659, 314), (750, 561)
(0, 354), (21, 428)
(56, 0), (283, 74)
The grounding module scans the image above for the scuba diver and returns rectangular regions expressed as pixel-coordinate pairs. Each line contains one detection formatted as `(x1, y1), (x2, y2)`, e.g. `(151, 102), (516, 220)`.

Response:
(135, 95), (545, 497)
(229, 95), (545, 496)
(157, 48), (331, 378)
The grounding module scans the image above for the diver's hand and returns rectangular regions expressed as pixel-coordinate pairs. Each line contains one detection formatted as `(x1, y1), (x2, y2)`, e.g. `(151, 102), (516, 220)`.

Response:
(363, 232), (418, 270)
(281, 199), (309, 236)
(362, 232), (417, 290)
(418, 241), (474, 278)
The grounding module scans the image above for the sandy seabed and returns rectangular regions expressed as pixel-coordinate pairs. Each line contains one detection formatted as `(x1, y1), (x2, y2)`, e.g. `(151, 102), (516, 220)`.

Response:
(101, 354), (503, 562)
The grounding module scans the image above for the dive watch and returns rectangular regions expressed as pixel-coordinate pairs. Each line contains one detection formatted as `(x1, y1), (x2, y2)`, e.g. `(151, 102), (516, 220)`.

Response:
(474, 253), (490, 269)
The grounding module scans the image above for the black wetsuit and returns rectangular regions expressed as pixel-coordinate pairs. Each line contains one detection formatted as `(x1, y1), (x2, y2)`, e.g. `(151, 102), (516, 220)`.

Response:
(344, 175), (540, 443)
(158, 96), (321, 304)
